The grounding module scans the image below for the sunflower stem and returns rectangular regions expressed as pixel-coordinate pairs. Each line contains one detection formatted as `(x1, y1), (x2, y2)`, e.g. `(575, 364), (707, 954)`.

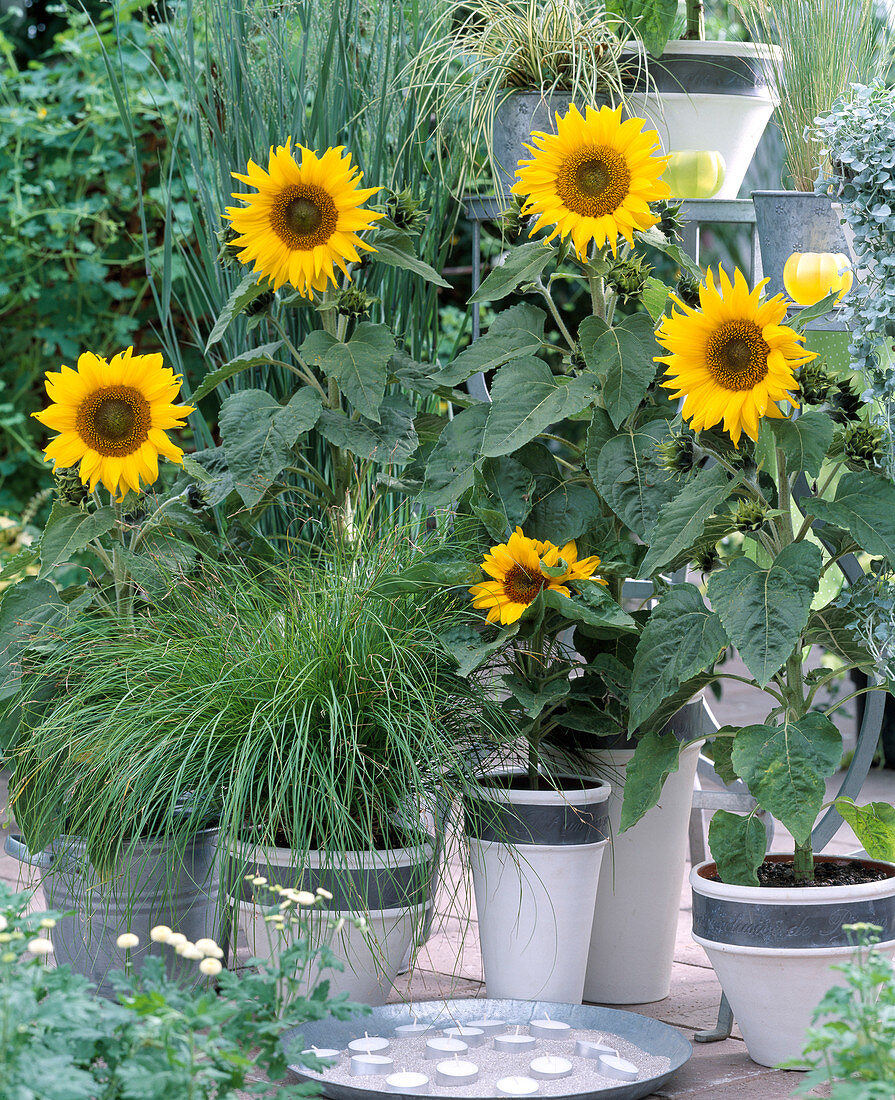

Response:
(588, 274), (607, 321)
(535, 278), (576, 352)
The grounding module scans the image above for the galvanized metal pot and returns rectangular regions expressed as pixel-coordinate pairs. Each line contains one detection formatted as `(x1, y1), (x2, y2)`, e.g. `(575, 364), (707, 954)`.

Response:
(465, 774), (610, 1003)
(691, 855), (895, 1066)
(491, 91), (580, 198)
(5, 828), (223, 998)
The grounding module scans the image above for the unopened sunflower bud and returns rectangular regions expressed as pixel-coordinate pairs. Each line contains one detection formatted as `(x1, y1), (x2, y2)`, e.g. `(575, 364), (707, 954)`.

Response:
(842, 423), (885, 469)
(830, 380), (863, 424)
(656, 433), (695, 474)
(383, 187), (429, 235)
(186, 484), (209, 512)
(654, 199), (684, 240)
(246, 290), (275, 317)
(605, 252), (652, 306)
(797, 360), (836, 405)
(336, 285), (377, 319)
(499, 196), (526, 243)
(53, 466), (90, 508)
(675, 272), (701, 310)
(693, 545), (719, 574)
(732, 499), (768, 533)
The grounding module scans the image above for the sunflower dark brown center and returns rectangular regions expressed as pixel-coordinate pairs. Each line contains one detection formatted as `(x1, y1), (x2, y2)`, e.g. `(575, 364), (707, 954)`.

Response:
(270, 183), (339, 250)
(76, 386), (151, 457)
(706, 320), (770, 391)
(556, 144), (632, 218)
(503, 564), (548, 605)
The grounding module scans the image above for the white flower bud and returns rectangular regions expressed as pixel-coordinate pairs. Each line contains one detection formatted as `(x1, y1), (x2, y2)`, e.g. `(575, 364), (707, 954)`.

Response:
(116, 933), (140, 950)
(199, 956), (223, 976)
(194, 937), (221, 955)
(27, 937), (54, 956)
(150, 925), (173, 943)
(167, 932), (187, 949)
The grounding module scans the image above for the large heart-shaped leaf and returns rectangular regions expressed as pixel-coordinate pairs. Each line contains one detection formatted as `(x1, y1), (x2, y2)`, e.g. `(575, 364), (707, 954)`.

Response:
(204, 274), (271, 350)
(469, 241), (553, 303)
(220, 387), (323, 506)
(39, 503), (117, 578)
(593, 421), (679, 540)
(437, 305), (546, 386)
(628, 584), (728, 732)
(707, 541), (822, 686)
(809, 470), (895, 560)
(731, 713), (842, 844)
(579, 313), (660, 428)
(316, 397), (418, 465)
(835, 797), (895, 861)
(300, 322), (394, 421)
(482, 357), (596, 457)
(765, 411), (834, 480)
(619, 728), (683, 832)
(420, 403), (489, 504)
(638, 464), (731, 578)
(471, 456), (537, 540)
(707, 810), (768, 886)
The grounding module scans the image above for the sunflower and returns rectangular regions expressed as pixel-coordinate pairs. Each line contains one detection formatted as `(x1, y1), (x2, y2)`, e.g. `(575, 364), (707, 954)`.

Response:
(32, 348), (194, 500)
(225, 138), (383, 298)
(469, 527), (605, 626)
(511, 103), (670, 259)
(656, 267), (815, 447)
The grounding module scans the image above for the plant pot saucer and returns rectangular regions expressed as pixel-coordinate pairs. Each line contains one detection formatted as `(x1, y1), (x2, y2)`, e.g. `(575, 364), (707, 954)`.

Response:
(285, 999), (692, 1100)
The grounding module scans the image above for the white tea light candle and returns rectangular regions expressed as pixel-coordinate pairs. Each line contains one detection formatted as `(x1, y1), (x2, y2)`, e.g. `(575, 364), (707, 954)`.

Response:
(348, 1036), (391, 1055)
(424, 1037), (468, 1060)
(442, 1026), (485, 1047)
(385, 1070), (430, 1094)
(394, 1022), (434, 1038)
(467, 1018), (507, 1036)
(528, 1019), (571, 1040)
(574, 1039), (618, 1060)
(529, 1056), (573, 1081)
(350, 1054), (394, 1077)
(299, 1047), (340, 1067)
(495, 1076), (540, 1096)
(598, 1054), (638, 1082)
(434, 1060), (479, 1087)
(493, 1034), (537, 1054)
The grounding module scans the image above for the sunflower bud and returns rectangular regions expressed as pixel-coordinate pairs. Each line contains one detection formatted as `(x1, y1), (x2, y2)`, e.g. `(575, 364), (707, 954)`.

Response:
(829, 380), (863, 424)
(797, 360), (837, 405)
(692, 544), (719, 574)
(841, 423), (885, 470)
(656, 433), (695, 474)
(186, 484), (209, 512)
(569, 341), (587, 372)
(732, 498), (768, 533)
(383, 187), (429, 236)
(499, 196), (526, 243)
(675, 272), (701, 310)
(606, 252), (652, 306)
(53, 466), (90, 509)
(336, 285), (377, 319)
(654, 200), (684, 240)
(246, 290), (275, 318)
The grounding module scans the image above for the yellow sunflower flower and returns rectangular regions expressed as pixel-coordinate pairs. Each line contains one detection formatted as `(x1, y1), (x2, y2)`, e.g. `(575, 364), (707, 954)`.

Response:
(656, 267), (815, 447)
(469, 527), (605, 626)
(32, 348), (194, 500)
(225, 138), (384, 298)
(512, 103), (671, 259)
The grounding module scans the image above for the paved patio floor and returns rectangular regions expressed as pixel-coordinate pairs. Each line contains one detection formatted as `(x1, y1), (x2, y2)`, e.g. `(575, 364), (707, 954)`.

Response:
(2, 669), (892, 1098)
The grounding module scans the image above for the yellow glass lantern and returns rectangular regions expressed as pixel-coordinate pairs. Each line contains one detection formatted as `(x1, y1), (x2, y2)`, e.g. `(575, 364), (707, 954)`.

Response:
(663, 150), (726, 199)
(783, 252), (853, 306)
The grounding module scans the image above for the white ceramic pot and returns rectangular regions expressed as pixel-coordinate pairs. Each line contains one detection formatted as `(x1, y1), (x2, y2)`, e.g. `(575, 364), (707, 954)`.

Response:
(231, 836), (434, 1006)
(466, 775), (611, 1003)
(625, 41), (781, 200)
(691, 855), (895, 1066)
(583, 736), (704, 1004)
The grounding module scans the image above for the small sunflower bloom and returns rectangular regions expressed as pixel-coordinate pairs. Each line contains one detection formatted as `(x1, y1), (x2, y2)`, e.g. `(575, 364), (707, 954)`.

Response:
(512, 104), (670, 259)
(469, 527), (605, 626)
(225, 138), (383, 298)
(32, 348), (194, 500)
(656, 267), (814, 447)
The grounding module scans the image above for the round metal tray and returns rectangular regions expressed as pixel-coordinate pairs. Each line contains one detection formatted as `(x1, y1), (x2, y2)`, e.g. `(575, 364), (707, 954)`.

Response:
(284, 998), (692, 1100)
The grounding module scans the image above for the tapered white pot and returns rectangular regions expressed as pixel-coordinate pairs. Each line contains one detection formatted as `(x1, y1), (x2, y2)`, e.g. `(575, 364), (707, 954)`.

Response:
(625, 41), (780, 199)
(466, 775), (610, 1003)
(691, 856), (895, 1066)
(232, 836), (434, 1005)
(583, 735), (704, 1003)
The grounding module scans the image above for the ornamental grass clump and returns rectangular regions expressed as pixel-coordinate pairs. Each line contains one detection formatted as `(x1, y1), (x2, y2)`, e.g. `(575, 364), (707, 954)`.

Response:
(8, 529), (505, 877)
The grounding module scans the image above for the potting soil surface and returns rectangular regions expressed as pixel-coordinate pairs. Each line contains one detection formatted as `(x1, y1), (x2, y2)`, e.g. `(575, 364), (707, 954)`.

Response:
(298, 1027), (671, 1096)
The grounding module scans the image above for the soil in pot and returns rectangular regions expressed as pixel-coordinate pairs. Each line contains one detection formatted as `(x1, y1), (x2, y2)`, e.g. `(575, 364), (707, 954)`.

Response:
(702, 854), (895, 889)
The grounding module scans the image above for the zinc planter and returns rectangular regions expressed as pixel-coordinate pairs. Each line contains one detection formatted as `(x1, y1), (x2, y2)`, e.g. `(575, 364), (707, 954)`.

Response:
(5, 829), (222, 998)
(231, 835), (436, 1006)
(691, 855), (895, 1067)
(492, 91), (582, 197)
(465, 774), (610, 1003)
(752, 190), (856, 297)
(583, 715), (705, 1004)
(625, 41), (780, 199)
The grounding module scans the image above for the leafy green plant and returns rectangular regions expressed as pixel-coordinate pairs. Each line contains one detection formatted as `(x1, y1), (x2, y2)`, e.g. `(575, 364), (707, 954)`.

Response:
(0, 881), (365, 1098)
(0, 1), (195, 514)
(6, 527), (505, 879)
(790, 923), (895, 1095)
